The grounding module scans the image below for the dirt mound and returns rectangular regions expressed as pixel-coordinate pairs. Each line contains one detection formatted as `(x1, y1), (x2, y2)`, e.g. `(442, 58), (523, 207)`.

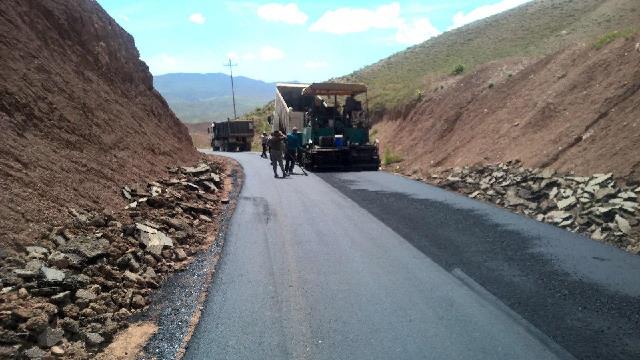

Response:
(375, 36), (640, 181)
(0, 0), (198, 251)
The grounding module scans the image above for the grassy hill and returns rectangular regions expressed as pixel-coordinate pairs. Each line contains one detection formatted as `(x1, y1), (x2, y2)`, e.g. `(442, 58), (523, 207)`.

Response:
(153, 73), (275, 123)
(340, 0), (640, 113)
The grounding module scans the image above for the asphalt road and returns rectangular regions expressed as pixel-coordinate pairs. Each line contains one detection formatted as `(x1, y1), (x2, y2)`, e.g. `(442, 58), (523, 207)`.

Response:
(185, 152), (640, 360)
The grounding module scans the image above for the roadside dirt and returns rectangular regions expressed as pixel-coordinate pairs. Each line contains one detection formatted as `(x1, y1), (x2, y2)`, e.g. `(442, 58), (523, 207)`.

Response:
(0, 0), (199, 251)
(375, 36), (640, 182)
(95, 322), (157, 360)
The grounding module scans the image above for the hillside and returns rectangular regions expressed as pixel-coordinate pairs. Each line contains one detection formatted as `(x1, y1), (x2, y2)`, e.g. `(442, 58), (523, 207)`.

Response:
(0, 0), (198, 249)
(375, 35), (640, 180)
(154, 73), (275, 123)
(342, 0), (640, 113)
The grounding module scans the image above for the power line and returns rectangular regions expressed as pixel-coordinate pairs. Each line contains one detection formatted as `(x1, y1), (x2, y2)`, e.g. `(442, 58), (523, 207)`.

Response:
(223, 59), (238, 121)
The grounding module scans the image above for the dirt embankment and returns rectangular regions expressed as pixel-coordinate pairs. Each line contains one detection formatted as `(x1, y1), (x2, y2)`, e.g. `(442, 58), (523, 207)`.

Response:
(0, 0), (199, 251)
(184, 123), (212, 150)
(375, 36), (640, 181)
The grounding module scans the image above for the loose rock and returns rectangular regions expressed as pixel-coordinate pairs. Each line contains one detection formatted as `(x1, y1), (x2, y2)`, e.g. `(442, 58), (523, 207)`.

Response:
(23, 346), (47, 359)
(427, 161), (639, 253)
(50, 345), (65, 356)
(37, 327), (64, 347)
(40, 266), (65, 283)
(84, 332), (104, 346)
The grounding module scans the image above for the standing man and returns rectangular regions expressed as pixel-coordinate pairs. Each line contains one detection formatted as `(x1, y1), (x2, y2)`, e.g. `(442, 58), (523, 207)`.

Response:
(286, 127), (301, 174)
(268, 131), (287, 178)
(260, 132), (268, 158)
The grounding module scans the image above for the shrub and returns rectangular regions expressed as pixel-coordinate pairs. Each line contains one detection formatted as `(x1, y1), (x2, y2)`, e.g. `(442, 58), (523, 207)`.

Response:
(488, 82), (495, 89)
(593, 29), (636, 49)
(452, 64), (465, 75)
(382, 148), (403, 165)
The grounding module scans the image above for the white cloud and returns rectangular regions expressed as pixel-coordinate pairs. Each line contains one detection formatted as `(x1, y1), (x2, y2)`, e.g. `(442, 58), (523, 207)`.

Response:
(257, 3), (308, 25)
(304, 61), (329, 69)
(309, 2), (402, 34)
(450, 0), (530, 29)
(309, 2), (440, 45)
(259, 46), (285, 61)
(188, 13), (206, 25)
(396, 18), (440, 45)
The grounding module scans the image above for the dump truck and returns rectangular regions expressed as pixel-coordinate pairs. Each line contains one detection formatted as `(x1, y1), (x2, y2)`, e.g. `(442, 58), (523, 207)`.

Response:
(209, 120), (254, 152)
(271, 82), (380, 171)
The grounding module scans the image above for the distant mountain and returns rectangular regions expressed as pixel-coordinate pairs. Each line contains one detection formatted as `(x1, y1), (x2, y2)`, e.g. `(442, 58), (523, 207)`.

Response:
(153, 73), (276, 123)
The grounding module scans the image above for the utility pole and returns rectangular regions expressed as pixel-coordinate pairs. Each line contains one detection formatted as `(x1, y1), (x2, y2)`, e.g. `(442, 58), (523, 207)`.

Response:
(224, 59), (238, 121)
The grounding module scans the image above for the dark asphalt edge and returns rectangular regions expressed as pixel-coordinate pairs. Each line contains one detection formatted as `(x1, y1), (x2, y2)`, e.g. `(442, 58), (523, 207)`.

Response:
(135, 158), (245, 360)
(451, 268), (577, 360)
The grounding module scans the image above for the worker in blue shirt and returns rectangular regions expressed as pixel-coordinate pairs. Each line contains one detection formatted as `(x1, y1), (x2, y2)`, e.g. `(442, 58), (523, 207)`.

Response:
(285, 127), (302, 174)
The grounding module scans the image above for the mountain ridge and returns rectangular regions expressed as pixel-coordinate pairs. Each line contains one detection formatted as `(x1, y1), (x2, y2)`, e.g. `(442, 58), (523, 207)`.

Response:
(154, 72), (276, 123)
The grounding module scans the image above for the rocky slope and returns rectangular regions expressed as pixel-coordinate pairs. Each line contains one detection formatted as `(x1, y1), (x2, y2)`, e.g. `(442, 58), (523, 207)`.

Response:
(0, 159), (231, 358)
(375, 36), (640, 181)
(0, 0), (199, 250)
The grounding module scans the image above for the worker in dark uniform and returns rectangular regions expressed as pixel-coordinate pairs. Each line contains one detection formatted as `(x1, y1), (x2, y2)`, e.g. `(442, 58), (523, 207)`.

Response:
(260, 132), (268, 158)
(285, 127), (301, 174)
(268, 131), (287, 178)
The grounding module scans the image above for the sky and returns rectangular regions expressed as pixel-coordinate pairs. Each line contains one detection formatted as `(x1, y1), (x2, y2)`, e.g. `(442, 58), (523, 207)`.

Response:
(97, 0), (531, 83)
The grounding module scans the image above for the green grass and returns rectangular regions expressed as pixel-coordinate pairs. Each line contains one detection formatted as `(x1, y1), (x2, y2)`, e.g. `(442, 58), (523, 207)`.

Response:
(337, 0), (640, 113)
(593, 29), (637, 49)
(382, 148), (404, 165)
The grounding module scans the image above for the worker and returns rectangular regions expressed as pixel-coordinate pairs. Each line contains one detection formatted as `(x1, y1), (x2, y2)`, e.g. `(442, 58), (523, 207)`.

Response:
(260, 132), (268, 158)
(286, 127), (301, 174)
(268, 131), (287, 178)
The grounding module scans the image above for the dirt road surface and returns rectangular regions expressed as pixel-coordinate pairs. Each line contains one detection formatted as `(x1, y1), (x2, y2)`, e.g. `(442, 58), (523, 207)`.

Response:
(184, 152), (640, 360)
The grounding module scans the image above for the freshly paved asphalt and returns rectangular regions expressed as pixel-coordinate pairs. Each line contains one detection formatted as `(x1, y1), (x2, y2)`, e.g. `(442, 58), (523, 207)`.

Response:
(185, 152), (640, 360)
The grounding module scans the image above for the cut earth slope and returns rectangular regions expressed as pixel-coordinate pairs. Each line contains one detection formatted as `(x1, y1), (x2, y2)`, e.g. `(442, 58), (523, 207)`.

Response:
(376, 36), (640, 181)
(0, 0), (199, 250)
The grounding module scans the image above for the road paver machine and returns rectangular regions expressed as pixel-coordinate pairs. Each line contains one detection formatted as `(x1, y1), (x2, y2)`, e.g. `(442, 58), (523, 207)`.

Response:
(271, 82), (380, 171)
